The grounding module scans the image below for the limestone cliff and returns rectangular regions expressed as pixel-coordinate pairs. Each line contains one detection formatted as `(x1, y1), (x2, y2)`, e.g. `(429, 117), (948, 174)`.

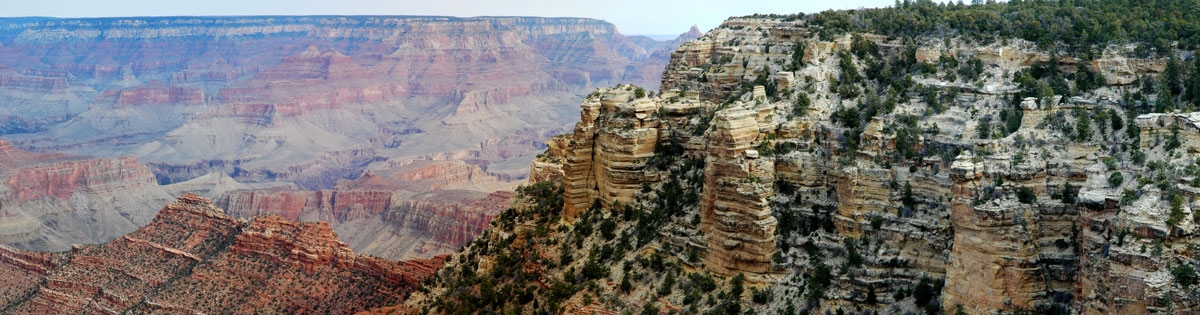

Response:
(408, 5), (1200, 315)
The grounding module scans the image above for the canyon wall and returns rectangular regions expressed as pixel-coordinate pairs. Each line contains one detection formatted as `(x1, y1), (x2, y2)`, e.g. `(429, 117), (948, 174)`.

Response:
(0, 16), (697, 261)
(0, 16), (699, 190)
(0, 140), (172, 252)
(469, 14), (1198, 314)
(215, 159), (513, 260)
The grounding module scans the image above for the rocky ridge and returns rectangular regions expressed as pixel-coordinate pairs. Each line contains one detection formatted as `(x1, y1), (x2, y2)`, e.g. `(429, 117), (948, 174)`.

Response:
(0, 193), (439, 314)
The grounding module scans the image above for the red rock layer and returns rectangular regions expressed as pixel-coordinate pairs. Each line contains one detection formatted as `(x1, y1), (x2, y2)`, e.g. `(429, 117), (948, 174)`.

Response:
(0, 194), (439, 314)
(95, 80), (206, 107)
(217, 187), (511, 259)
(0, 140), (170, 252)
(4, 155), (156, 202)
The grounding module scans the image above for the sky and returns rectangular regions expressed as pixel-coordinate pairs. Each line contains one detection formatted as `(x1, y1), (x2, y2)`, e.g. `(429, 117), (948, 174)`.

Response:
(0, 0), (900, 35)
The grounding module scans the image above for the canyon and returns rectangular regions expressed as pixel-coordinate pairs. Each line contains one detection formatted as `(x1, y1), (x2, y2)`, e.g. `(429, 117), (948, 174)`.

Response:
(0, 16), (698, 187)
(0, 140), (171, 253)
(1, 2), (1198, 314)
(0, 16), (698, 261)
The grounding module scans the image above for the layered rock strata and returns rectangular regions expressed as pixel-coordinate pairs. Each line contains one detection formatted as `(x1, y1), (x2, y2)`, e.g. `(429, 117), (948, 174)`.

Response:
(216, 160), (513, 261)
(0, 140), (172, 252)
(0, 16), (698, 192)
(560, 87), (661, 219)
(517, 13), (1191, 314)
(699, 107), (777, 277)
(0, 194), (438, 314)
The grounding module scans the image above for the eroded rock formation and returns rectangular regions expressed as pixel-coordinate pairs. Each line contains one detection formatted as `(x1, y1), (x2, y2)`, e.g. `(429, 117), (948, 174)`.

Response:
(0, 140), (172, 252)
(423, 12), (1200, 315)
(0, 193), (439, 314)
(216, 159), (513, 260)
(0, 16), (698, 192)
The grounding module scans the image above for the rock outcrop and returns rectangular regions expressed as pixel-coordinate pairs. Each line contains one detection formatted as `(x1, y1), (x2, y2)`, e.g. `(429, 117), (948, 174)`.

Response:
(560, 87), (662, 219)
(700, 107), (777, 278)
(0, 194), (439, 314)
(411, 8), (1200, 315)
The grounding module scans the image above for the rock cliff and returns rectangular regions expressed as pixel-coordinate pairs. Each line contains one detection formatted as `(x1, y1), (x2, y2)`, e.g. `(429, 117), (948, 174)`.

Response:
(407, 5), (1200, 315)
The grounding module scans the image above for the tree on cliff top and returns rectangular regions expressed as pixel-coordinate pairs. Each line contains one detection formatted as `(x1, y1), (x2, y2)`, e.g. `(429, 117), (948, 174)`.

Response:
(809, 0), (1200, 53)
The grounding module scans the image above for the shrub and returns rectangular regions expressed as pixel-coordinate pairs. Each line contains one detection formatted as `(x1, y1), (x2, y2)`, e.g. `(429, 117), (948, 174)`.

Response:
(1060, 183), (1077, 204)
(689, 273), (717, 293)
(1173, 265), (1198, 286)
(752, 287), (774, 304)
(1108, 172), (1125, 188)
(730, 273), (746, 297)
(1168, 194), (1185, 226)
(1017, 187), (1036, 204)
(977, 117), (992, 139)
(581, 259), (608, 280)
(641, 302), (659, 315)
(794, 92), (811, 117)
(902, 182), (917, 209)
(844, 238), (863, 267)
(790, 41), (806, 70)
(600, 220), (617, 240)
(913, 277), (942, 307)
(657, 272), (675, 296)
(1110, 109), (1124, 131)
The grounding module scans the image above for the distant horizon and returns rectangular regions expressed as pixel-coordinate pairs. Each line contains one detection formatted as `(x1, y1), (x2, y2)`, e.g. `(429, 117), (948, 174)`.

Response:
(0, 0), (902, 36)
(0, 14), (704, 40)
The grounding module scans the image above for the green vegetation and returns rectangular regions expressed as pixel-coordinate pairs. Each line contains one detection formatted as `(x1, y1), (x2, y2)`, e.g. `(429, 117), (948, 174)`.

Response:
(793, 92), (811, 117)
(834, 51), (862, 99)
(809, 0), (1200, 53)
(1108, 172), (1124, 188)
(788, 41), (806, 71)
(1168, 194), (1186, 226)
(1017, 186), (1036, 204)
(1173, 265), (1198, 287)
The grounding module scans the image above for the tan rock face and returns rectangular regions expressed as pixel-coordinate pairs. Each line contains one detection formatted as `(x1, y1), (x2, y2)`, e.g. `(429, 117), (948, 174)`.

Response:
(1136, 112), (1200, 152)
(700, 107), (777, 277)
(560, 87), (662, 220)
(652, 16), (1164, 312)
(530, 134), (570, 182)
(943, 153), (1045, 313)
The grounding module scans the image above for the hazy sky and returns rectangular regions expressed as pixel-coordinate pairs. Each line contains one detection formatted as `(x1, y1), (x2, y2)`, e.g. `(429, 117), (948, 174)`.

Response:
(0, 0), (900, 35)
